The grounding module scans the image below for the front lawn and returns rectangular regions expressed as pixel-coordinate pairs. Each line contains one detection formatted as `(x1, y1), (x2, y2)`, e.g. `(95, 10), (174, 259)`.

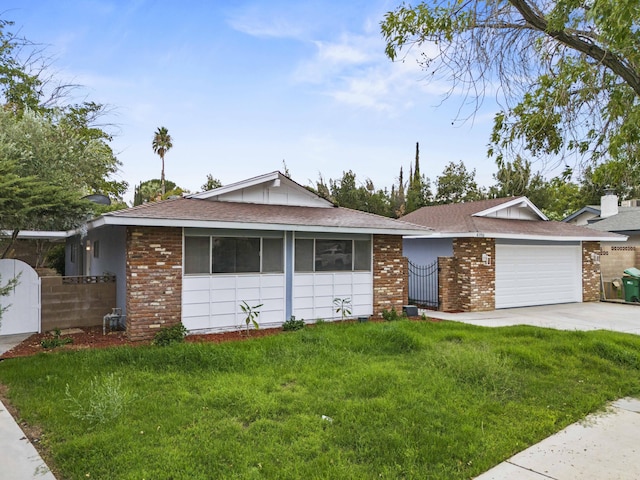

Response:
(1, 320), (640, 479)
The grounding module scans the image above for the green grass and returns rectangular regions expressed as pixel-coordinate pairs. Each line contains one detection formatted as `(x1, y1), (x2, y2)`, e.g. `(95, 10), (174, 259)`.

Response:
(1, 320), (640, 479)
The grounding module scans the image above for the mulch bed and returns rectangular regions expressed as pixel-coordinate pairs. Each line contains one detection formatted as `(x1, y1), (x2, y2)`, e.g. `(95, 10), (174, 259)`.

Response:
(0, 325), (291, 359)
(1, 316), (438, 360)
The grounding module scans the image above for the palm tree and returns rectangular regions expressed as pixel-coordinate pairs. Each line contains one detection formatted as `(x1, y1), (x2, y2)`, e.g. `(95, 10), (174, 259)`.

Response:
(152, 127), (173, 195)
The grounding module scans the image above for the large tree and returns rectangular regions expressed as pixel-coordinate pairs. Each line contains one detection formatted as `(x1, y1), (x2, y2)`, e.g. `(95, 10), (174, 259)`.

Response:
(434, 160), (484, 204)
(152, 127), (173, 196)
(381, 0), (640, 171)
(0, 16), (126, 262)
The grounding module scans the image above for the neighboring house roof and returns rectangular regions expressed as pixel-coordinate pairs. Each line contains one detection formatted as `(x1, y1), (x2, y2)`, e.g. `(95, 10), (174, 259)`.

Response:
(584, 209), (640, 233)
(402, 196), (626, 241)
(562, 205), (600, 224)
(84, 171), (431, 236)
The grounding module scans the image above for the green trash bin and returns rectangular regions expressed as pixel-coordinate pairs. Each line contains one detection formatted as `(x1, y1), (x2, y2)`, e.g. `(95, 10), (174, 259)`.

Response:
(623, 276), (640, 302)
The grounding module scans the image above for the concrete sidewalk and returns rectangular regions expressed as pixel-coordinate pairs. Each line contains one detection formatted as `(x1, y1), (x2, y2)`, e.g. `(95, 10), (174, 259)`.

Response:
(475, 397), (640, 479)
(0, 398), (56, 480)
(424, 302), (640, 335)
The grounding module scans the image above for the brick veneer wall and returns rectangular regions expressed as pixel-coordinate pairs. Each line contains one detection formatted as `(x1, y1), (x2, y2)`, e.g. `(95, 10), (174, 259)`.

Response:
(126, 226), (183, 341)
(438, 256), (460, 312)
(453, 237), (495, 312)
(372, 235), (408, 317)
(582, 241), (601, 302)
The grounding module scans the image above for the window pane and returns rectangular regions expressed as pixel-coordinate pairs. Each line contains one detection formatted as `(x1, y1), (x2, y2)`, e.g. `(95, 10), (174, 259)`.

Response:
(212, 237), (236, 273)
(262, 238), (284, 272)
(185, 237), (210, 274)
(354, 239), (371, 271)
(295, 239), (314, 272)
(236, 238), (260, 272)
(315, 240), (352, 271)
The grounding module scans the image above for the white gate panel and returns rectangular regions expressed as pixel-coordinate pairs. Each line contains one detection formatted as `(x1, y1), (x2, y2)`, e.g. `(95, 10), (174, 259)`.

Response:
(495, 244), (581, 309)
(0, 259), (41, 335)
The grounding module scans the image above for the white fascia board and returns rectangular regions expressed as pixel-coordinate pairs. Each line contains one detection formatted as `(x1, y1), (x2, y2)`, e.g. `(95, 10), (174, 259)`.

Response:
(403, 231), (628, 242)
(473, 197), (548, 221)
(186, 171), (334, 207)
(187, 171), (280, 199)
(1, 230), (69, 240)
(97, 215), (430, 236)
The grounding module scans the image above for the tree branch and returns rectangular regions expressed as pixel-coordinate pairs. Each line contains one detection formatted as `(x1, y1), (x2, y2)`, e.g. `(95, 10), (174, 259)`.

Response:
(509, 0), (640, 96)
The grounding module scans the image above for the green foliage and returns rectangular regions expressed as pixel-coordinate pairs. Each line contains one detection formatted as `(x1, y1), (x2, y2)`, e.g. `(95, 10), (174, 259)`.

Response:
(381, 306), (404, 321)
(152, 126), (173, 196)
(64, 373), (135, 426)
(316, 170), (392, 217)
(240, 301), (263, 335)
(333, 297), (352, 320)
(2, 322), (640, 479)
(45, 244), (66, 275)
(282, 316), (305, 331)
(381, 0), (640, 177)
(40, 328), (73, 349)
(0, 272), (19, 326)
(153, 323), (188, 346)
(133, 179), (185, 206)
(435, 161), (485, 205)
(201, 174), (223, 191)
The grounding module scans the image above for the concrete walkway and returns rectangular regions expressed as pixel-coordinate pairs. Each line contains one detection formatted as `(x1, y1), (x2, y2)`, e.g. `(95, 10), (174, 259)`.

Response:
(424, 302), (640, 335)
(475, 397), (640, 479)
(0, 399), (56, 479)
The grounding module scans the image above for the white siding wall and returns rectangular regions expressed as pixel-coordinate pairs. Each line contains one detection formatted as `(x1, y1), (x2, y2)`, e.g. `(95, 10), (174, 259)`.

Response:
(293, 272), (372, 321)
(183, 274), (285, 332)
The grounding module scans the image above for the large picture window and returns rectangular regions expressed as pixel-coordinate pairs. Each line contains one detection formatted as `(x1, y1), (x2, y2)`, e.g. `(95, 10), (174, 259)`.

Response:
(184, 236), (283, 274)
(295, 238), (371, 272)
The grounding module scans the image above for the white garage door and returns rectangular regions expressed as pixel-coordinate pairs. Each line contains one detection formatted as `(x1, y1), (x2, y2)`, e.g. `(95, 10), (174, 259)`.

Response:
(495, 243), (582, 309)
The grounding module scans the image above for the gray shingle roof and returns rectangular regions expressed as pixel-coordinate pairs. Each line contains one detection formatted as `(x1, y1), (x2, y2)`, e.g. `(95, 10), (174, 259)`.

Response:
(585, 209), (640, 232)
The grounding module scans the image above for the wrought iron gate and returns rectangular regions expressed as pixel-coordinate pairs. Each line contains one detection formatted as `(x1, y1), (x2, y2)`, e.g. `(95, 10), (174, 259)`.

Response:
(408, 260), (438, 309)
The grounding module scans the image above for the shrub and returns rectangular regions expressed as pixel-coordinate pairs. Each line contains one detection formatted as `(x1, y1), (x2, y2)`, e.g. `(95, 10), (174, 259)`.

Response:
(153, 323), (188, 346)
(381, 307), (403, 322)
(41, 328), (73, 349)
(283, 316), (305, 331)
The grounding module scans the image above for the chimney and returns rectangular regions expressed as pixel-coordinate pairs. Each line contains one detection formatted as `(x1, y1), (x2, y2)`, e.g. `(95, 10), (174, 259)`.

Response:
(600, 188), (619, 218)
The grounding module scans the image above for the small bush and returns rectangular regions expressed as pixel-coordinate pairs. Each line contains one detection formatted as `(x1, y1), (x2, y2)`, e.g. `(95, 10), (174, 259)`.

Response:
(153, 323), (188, 346)
(381, 307), (403, 321)
(283, 316), (305, 331)
(41, 328), (73, 349)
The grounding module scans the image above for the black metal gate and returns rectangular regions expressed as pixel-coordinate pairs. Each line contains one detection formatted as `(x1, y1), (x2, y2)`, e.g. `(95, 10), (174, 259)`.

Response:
(408, 260), (438, 309)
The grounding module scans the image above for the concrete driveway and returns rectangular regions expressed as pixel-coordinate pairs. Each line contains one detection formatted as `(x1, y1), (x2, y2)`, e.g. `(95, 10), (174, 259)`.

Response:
(424, 302), (640, 335)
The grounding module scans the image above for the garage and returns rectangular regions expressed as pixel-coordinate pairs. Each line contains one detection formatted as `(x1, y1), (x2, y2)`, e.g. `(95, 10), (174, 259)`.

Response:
(495, 242), (582, 309)
(402, 196), (626, 313)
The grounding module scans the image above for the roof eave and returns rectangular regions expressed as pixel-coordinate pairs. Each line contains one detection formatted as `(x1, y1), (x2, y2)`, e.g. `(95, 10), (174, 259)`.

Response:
(96, 215), (431, 236)
(404, 231), (627, 241)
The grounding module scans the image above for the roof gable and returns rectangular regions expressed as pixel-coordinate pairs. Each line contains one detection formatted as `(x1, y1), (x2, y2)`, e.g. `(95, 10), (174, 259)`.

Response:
(187, 171), (332, 208)
(473, 197), (547, 221)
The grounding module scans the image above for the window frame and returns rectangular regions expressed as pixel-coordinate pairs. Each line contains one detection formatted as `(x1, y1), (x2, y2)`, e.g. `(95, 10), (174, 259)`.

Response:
(184, 234), (284, 275)
(294, 237), (371, 273)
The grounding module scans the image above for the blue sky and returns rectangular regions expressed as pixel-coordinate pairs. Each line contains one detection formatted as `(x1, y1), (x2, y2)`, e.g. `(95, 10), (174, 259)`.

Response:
(7, 0), (503, 203)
